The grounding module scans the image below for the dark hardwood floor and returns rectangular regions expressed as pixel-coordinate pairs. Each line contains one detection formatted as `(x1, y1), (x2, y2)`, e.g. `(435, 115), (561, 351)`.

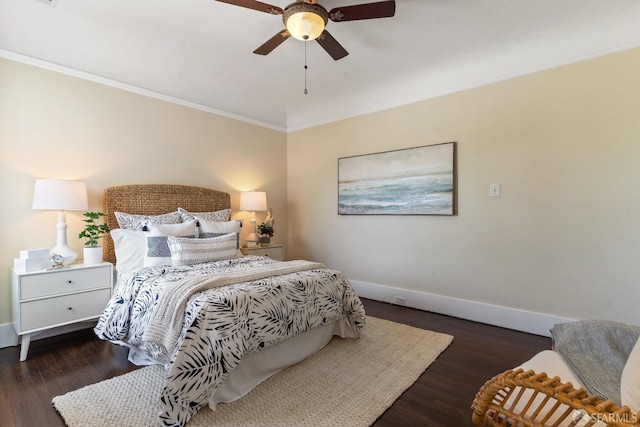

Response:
(0, 298), (551, 427)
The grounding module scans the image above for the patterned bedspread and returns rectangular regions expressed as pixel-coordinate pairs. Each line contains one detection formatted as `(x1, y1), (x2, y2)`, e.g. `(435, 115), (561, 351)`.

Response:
(94, 256), (366, 427)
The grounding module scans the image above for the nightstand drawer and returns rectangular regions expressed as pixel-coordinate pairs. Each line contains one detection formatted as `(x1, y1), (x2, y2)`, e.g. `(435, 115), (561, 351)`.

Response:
(241, 245), (284, 261)
(248, 247), (282, 258)
(20, 266), (111, 300)
(20, 289), (111, 332)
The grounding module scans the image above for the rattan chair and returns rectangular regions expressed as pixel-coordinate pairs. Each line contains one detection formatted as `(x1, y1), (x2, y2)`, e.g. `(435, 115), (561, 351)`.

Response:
(472, 368), (640, 426)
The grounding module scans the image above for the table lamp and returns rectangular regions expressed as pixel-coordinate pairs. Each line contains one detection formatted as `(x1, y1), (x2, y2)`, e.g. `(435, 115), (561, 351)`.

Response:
(239, 191), (267, 247)
(32, 179), (88, 265)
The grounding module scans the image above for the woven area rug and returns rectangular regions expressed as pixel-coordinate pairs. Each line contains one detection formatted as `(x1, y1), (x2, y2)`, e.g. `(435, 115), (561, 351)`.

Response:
(53, 316), (453, 427)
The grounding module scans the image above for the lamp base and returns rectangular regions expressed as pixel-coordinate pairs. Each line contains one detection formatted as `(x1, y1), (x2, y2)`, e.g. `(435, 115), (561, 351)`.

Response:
(245, 214), (260, 248)
(245, 232), (260, 248)
(51, 211), (77, 265)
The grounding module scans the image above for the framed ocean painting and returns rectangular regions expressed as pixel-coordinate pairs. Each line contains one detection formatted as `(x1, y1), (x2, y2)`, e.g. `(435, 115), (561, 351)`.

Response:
(338, 142), (456, 215)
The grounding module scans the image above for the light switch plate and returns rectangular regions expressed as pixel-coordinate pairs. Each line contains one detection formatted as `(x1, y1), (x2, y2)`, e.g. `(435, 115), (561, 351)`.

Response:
(489, 183), (501, 198)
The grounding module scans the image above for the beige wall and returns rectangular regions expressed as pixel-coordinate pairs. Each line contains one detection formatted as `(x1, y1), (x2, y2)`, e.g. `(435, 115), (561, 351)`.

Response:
(287, 47), (640, 327)
(0, 57), (287, 326)
(2, 47), (639, 337)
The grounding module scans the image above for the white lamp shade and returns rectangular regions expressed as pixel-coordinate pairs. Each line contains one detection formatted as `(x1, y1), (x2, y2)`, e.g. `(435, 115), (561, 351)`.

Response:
(239, 191), (267, 212)
(32, 179), (88, 211)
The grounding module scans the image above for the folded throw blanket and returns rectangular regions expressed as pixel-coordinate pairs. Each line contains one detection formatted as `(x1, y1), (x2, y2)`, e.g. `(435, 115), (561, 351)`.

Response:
(143, 260), (326, 353)
(552, 319), (640, 405)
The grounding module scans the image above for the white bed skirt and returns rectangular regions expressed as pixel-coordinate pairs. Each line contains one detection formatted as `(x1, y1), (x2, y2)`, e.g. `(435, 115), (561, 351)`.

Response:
(126, 318), (357, 408)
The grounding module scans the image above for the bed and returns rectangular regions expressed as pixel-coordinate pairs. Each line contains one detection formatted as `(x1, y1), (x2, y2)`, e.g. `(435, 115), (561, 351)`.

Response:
(95, 184), (366, 427)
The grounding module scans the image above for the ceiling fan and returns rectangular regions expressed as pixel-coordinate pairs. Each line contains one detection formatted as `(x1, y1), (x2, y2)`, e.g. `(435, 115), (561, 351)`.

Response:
(216, 0), (396, 60)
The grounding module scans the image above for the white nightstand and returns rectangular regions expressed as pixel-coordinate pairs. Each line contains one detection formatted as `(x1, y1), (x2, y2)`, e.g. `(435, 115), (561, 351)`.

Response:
(241, 244), (284, 261)
(11, 262), (113, 361)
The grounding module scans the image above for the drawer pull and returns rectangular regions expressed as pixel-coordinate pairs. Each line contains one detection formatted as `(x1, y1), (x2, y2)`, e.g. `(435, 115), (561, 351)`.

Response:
(68, 307), (73, 311)
(68, 280), (72, 284)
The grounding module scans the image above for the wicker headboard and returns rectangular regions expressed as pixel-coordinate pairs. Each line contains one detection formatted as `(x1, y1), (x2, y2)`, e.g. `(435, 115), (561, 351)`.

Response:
(103, 184), (231, 265)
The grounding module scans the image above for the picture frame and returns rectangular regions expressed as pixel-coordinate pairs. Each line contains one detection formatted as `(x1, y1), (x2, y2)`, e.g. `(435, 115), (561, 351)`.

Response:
(338, 142), (456, 215)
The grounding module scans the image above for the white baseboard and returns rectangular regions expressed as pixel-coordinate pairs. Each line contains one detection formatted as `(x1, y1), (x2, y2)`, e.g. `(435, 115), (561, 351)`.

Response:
(349, 279), (575, 337)
(0, 321), (97, 350)
(0, 323), (19, 349)
(0, 281), (572, 348)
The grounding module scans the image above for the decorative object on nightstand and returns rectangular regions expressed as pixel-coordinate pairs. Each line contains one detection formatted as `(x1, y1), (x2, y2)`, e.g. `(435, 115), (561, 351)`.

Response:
(264, 208), (274, 228)
(258, 208), (275, 244)
(78, 212), (110, 264)
(239, 191), (267, 248)
(32, 179), (89, 265)
(13, 248), (50, 273)
(11, 261), (113, 361)
(240, 244), (284, 261)
(49, 254), (65, 269)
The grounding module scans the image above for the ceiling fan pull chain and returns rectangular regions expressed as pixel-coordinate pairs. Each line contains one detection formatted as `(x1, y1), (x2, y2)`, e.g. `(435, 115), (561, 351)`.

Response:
(304, 39), (308, 95)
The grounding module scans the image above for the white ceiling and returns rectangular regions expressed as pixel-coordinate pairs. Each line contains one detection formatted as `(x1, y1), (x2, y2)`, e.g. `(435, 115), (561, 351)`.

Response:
(1, 0), (639, 131)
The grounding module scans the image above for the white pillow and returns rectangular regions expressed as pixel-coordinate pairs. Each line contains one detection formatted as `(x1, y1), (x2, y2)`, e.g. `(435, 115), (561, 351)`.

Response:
(178, 208), (231, 223)
(197, 218), (241, 248)
(110, 228), (146, 273)
(621, 337), (640, 413)
(115, 211), (182, 231)
(144, 221), (196, 267)
(168, 233), (238, 266)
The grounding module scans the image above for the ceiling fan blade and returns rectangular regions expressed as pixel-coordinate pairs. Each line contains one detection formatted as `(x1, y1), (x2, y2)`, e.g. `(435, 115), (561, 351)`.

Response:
(253, 30), (291, 55)
(216, 0), (283, 15)
(329, 0), (395, 22)
(316, 30), (349, 61)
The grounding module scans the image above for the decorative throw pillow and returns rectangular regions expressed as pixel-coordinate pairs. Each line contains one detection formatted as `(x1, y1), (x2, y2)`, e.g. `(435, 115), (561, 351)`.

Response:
(144, 221), (196, 267)
(115, 211), (182, 231)
(178, 207), (231, 224)
(197, 218), (241, 248)
(110, 228), (146, 273)
(621, 337), (640, 413)
(168, 233), (238, 266)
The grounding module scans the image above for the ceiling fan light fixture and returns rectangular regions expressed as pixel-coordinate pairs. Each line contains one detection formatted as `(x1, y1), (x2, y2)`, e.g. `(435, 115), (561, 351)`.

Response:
(284, 2), (328, 41)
